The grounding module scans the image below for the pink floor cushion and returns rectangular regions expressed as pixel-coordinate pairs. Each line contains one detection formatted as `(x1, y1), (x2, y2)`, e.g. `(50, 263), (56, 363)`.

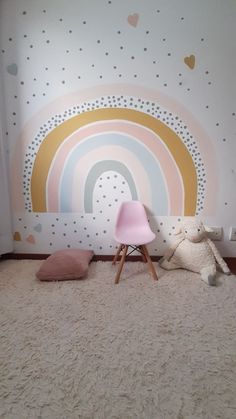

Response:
(36, 249), (94, 281)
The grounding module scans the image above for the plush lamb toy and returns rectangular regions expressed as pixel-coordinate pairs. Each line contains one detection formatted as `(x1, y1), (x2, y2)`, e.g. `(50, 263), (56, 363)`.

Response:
(159, 219), (231, 285)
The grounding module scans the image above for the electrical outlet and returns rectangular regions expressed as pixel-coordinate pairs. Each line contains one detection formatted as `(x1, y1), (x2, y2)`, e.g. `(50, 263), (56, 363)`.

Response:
(229, 227), (236, 241)
(207, 227), (223, 241)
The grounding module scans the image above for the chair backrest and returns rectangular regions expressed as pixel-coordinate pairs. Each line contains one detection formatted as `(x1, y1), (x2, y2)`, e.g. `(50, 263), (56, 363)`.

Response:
(115, 201), (149, 230)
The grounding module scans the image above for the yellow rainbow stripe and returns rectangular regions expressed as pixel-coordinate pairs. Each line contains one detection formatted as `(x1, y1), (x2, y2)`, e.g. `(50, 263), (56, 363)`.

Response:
(31, 108), (197, 214)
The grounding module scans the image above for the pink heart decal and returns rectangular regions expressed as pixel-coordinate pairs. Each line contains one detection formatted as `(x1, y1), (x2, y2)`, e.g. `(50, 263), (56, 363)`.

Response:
(127, 13), (139, 27)
(26, 234), (35, 244)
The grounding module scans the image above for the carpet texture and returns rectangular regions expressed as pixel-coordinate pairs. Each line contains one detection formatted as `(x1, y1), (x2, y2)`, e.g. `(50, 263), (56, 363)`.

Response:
(0, 259), (236, 419)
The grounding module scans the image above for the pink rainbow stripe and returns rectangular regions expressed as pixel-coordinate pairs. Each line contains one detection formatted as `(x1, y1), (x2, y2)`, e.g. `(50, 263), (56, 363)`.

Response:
(46, 120), (184, 214)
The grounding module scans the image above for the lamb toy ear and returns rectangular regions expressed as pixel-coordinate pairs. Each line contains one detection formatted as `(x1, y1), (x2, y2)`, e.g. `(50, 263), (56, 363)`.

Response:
(174, 226), (182, 235)
(204, 226), (214, 233)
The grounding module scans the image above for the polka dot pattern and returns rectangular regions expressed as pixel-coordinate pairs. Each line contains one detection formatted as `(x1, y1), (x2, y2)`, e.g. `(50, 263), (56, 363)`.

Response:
(13, 212), (186, 255)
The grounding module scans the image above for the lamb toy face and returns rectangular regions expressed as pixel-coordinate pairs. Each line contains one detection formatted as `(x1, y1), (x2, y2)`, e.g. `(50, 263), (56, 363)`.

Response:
(175, 221), (209, 243)
(160, 219), (230, 286)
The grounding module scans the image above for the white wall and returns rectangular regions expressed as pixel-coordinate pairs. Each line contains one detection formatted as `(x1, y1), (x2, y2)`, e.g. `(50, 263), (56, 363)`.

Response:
(0, 0), (235, 256)
(0, 76), (13, 254)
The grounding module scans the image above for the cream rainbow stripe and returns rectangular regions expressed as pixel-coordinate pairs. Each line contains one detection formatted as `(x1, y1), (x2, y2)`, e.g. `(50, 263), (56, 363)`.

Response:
(31, 108), (197, 215)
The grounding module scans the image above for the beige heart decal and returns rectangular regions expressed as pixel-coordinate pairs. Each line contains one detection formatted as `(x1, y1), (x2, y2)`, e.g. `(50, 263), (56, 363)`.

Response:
(127, 13), (139, 27)
(13, 231), (21, 241)
(184, 54), (195, 69)
(26, 234), (35, 244)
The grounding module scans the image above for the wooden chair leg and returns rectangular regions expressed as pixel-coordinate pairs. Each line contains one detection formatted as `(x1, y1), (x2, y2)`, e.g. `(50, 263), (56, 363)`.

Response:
(142, 245), (158, 281)
(112, 244), (123, 265)
(115, 245), (128, 284)
(139, 246), (147, 263)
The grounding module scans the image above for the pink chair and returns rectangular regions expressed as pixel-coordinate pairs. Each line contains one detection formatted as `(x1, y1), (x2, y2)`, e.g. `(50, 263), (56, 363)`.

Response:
(112, 201), (158, 284)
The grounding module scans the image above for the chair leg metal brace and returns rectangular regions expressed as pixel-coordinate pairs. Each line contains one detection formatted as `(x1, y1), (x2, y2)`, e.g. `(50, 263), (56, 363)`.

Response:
(113, 244), (158, 284)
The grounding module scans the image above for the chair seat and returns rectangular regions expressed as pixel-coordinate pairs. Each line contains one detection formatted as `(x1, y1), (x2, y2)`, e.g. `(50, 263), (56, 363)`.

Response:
(114, 226), (155, 246)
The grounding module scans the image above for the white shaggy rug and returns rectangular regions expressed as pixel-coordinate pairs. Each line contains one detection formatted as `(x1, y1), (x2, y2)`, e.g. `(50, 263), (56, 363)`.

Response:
(0, 259), (236, 419)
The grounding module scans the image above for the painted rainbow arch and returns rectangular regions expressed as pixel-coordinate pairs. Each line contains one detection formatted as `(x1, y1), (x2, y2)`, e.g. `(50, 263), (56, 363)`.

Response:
(58, 131), (170, 214)
(31, 107), (198, 215)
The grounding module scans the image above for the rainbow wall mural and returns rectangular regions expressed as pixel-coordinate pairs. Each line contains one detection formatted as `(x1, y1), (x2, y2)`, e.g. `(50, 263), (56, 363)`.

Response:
(32, 108), (197, 215)
(11, 85), (217, 217)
